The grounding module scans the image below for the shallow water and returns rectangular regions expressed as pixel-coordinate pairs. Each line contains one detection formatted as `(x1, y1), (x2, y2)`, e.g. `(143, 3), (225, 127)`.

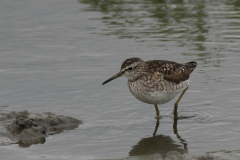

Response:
(0, 0), (240, 159)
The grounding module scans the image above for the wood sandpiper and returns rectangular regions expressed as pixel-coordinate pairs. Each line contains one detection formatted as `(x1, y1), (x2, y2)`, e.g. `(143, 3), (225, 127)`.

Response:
(102, 57), (197, 119)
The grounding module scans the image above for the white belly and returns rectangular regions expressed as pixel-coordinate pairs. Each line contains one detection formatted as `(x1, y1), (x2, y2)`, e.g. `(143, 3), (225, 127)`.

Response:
(128, 79), (189, 105)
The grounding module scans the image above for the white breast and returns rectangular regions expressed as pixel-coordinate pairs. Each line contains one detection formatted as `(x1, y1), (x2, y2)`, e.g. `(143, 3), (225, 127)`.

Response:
(128, 79), (189, 105)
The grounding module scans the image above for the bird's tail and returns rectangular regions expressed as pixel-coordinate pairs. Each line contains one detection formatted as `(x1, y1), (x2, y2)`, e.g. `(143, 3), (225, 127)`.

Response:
(185, 61), (197, 67)
(183, 61), (197, 73)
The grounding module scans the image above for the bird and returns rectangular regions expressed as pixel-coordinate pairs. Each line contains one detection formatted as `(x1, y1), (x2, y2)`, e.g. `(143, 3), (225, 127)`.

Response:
(102, 57), (197, 119)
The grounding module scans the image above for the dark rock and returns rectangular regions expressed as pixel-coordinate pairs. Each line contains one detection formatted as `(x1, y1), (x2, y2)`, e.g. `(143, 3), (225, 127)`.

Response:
(0, 109), (82, 147)
(7, 110), (82, 138)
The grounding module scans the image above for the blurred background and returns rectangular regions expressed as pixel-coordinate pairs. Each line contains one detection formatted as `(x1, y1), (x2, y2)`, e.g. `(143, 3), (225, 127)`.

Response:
(0, 0), (240, 159)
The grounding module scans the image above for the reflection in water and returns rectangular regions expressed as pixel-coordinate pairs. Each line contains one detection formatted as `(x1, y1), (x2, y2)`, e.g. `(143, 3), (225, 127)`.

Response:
(78, 0), (240, 67)
(2, 137), (46, 148)
(78, 0), (229, 72)
(173, 119), (187, 150)
(79, 0), (208, 49)
(129, 119), (188, 156)
(233, 0), (240, 6)
(18, 137), (46, 148)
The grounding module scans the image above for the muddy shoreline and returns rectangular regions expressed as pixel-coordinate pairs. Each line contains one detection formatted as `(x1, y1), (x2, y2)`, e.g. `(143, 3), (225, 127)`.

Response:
(0, 108), (82, 147)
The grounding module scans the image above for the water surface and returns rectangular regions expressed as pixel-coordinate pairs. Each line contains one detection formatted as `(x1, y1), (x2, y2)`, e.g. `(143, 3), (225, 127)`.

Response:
(0, 0), (240, 159)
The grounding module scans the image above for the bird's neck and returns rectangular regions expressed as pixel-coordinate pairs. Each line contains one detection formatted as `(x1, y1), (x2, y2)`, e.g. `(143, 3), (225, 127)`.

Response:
(128, 72), (144, 82)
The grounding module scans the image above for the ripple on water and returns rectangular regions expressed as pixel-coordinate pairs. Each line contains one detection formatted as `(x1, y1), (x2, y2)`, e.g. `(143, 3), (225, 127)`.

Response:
(1, 0), (240, 159)
(112, 150), (240, 160)
(162, 109), (221, 123)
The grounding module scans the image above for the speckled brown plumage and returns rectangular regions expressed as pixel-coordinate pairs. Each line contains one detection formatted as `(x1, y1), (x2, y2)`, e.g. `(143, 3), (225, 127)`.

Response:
(102, 57), (197, 106)
(145, 60), (197, 84)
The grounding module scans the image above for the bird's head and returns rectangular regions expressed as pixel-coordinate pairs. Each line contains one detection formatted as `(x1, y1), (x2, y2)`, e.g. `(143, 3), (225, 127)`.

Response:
(102, 57), (144, 85)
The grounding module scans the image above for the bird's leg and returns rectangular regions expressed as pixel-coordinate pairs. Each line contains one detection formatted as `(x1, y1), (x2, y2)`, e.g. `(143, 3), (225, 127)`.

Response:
(173, 118), (188, 149)
(173, 86), (189, 119)
(153, 118), (160, 136)
(154, 104), (160, 119)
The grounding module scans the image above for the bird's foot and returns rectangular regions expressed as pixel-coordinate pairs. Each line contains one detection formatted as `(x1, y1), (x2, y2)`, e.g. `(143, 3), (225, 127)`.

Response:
(155, 116), (162, 119)
(174, 113), (178, 120)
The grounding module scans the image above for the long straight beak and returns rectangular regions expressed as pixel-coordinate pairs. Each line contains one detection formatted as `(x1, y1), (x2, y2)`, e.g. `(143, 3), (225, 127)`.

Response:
(102, 72), (122, 85)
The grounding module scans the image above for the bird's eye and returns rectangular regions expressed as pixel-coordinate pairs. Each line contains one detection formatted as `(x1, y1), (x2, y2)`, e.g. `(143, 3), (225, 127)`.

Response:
(128, 67), (133, 71)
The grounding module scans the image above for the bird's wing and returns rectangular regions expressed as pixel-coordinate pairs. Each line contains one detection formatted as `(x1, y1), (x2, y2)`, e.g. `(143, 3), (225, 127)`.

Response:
(146, 60), (197, 84)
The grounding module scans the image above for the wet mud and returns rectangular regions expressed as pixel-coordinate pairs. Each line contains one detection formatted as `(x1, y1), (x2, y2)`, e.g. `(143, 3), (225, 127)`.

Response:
(0, 108), (82, 147)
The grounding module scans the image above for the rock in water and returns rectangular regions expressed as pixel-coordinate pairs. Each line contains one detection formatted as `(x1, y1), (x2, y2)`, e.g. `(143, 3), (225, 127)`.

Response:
(1, 109), (82, 147)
